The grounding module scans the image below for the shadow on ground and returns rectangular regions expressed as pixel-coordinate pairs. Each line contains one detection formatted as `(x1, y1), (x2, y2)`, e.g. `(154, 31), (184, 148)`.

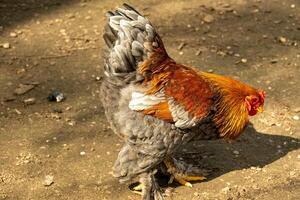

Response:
(175, 125), (300, 182)
(0, 0), (80, 27)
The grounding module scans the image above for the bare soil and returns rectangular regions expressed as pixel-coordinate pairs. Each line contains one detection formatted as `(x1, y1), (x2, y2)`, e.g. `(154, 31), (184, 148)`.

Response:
(0, 0), (299, 200)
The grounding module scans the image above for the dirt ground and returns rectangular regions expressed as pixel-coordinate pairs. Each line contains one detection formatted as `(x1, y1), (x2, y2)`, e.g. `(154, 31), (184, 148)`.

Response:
(0, 0), (299, 199)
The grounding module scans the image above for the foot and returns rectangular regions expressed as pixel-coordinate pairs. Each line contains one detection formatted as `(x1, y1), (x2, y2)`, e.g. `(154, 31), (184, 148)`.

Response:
(169, 174), (206, 187)
(164, 157), (206, 187)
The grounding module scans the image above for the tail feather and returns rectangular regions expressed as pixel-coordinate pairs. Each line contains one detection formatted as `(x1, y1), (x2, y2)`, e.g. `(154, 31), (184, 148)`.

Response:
(103, 4), (168, 80)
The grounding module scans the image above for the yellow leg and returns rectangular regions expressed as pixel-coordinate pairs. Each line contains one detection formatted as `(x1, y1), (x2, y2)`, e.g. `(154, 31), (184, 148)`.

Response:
(164, 157), (206, 187)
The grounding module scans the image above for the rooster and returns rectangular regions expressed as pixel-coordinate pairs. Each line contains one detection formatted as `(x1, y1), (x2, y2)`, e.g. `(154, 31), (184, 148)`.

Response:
(100, 4), (265, 200)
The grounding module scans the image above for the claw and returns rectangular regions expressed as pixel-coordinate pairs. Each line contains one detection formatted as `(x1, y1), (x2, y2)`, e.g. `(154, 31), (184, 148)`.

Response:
(174, 175), (192, 188)
(185, 182), (193, 188)
(164, 157), (206, 187)
(133, 183), (143, 191)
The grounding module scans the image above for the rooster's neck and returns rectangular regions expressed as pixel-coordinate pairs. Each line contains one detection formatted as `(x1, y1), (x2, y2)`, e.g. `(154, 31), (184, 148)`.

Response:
(200, 72), (254, 139)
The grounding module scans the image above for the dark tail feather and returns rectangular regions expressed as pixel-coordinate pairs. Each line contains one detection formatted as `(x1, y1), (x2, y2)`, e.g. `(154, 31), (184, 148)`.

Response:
(102, 4), (167, 80)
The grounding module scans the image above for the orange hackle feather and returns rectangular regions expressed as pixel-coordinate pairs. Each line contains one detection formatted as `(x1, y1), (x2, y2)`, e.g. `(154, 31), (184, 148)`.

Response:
(200, 71), (258, 139)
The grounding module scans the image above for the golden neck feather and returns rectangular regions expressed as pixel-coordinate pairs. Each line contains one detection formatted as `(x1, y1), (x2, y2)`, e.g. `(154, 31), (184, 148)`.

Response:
(200, 72), (256, 139)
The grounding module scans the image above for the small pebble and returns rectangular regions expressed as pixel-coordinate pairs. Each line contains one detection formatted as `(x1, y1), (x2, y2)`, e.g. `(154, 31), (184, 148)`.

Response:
(68, 121), (75, 126)
(24, 98), (36, 105)
(43, 175), (54, 186)
(279, 36), (287, 44)
(195, 48), (202, 56)
(16, 68), (26, 74)
(10, 32), (17, 37)
(241, 58), (248, 63)
(2, 42), (10, 49)
(80, 151), (86, 156)
(177, 42), (186, 50)
(292, 115), (299, 120)
(233, 150), (240, 155)
(95, 76), (101, 81)
(15, 109), (22, 115)
(65, 106), (72, 111)
(273, 20), (282, 24)
(203, 14), (214, 23)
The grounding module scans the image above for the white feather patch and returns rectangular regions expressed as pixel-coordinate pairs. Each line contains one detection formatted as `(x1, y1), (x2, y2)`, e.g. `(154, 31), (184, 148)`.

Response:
(168, 98), (199, 128)
(129, 92), (165, 111)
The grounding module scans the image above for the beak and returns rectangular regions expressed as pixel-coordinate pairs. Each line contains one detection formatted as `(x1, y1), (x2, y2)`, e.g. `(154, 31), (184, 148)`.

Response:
(257, 105), (264, 113)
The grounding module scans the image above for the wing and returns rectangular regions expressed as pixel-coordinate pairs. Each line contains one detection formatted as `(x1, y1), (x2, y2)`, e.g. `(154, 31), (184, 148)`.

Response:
(129, 67), (214, 128)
